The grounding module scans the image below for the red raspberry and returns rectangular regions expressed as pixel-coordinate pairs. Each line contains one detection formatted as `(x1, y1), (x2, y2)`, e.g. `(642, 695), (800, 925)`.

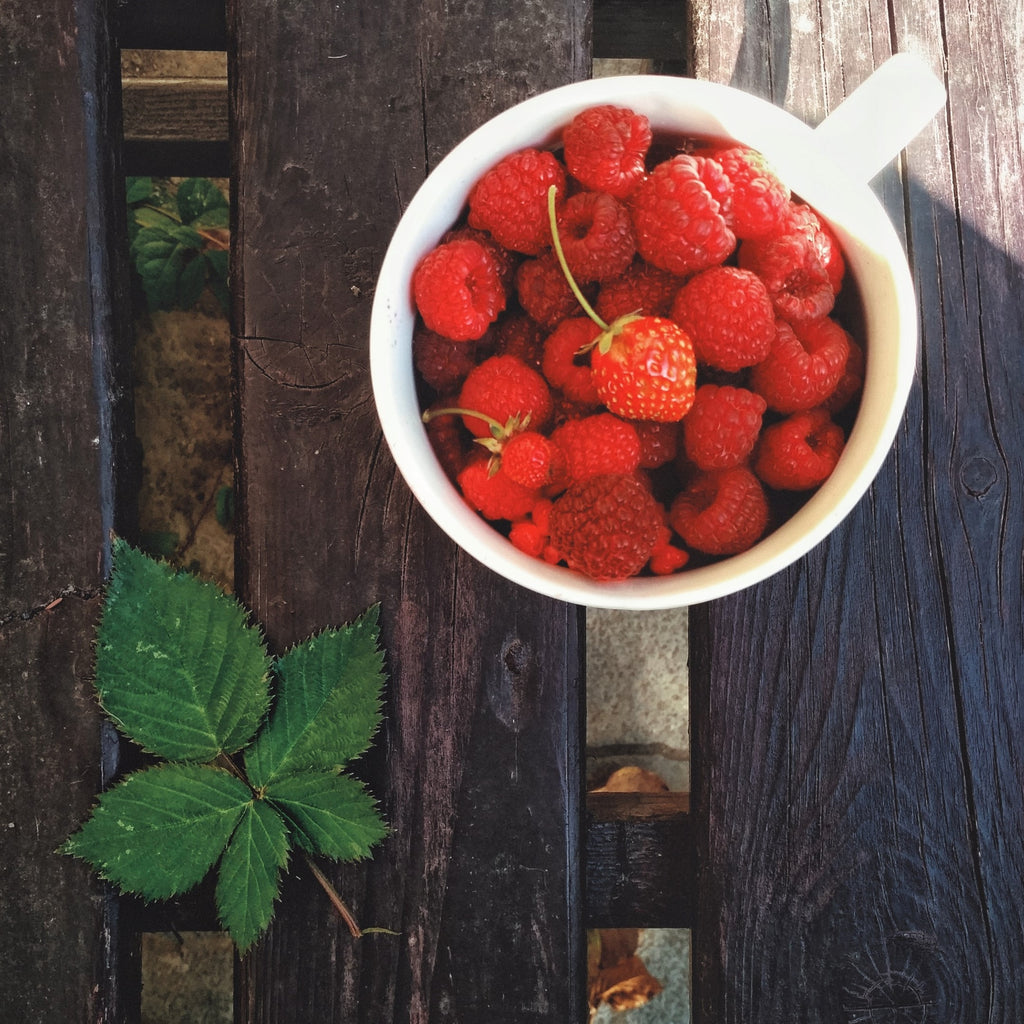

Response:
(555, 191), (637, 283)
(670, 266), (775, 372)
(784, 203), (845, 293)
(595, 261), (683, 322)
(493, 313), (546, 371)
(749, 318), (849, 413)
(754, 407), (845, 490)
(632, 419), (679, 469)
(509, 517), (547, 558)
(707, 146), (790, 239)
(541, 317), (602, 405)
(413, 238), (507, 341)
(681, 384), (767, 470)
(500, 431), (566, 489)
(669, 466), (769, 556)
(516, 252), (583, 327)
(590, 315), (697, 422)
(413, 326), (479, 392)
(562, 104), (652, 198)
(630, 154), (736, 275)
(823, 337), (865, 414)
(648, 524), (690, 575)
(441, 226), (521, 291)
(551, 412), (641, 484)
(457, 454), (541, 521)
(468, 148), (567, 254)
(457, 354), (553, 438)
(548, 473), (663, 580)
(422, 401), (467, 480)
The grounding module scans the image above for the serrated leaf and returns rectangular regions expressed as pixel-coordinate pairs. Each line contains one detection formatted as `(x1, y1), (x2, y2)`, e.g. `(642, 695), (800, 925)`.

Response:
(95, 540), (272, 761)
(177, 177), (228, 226)
(61, 765), (251, 900)
(266, 772), (387, 861)
(177, 250), (208, 309)
(215, 799), (290, 952)
(245, 605), (385, 788)
(130, 223), (206, 310)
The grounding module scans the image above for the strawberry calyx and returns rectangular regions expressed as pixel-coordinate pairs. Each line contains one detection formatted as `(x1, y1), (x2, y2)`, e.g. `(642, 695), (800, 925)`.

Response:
(421, 405), (533, 474)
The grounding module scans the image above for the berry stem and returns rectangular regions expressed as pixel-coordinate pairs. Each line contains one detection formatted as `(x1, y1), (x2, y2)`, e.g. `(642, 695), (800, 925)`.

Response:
(421, 405), (504, 434)
(547, 184), (609, 332)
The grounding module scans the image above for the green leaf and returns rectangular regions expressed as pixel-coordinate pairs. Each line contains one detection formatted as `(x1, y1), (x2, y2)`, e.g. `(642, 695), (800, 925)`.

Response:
(131, 223), (206, 311)
(177, 249), (209, 309)
(95, 540), (272, 762)
(125, 176), (153, 204)
(177, 177), (228, 226)
(266, 772), (387, 861)
(61, 765), (251, 900)
(245, 605), (385, 788)
(215, 799), (290, 952)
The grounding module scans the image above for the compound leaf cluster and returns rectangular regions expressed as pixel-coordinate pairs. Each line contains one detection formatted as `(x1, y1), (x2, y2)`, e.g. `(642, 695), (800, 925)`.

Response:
(63, 540), (388, 952)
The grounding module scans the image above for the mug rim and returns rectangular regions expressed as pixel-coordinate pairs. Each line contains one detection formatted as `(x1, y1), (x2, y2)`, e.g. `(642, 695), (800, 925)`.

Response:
(370, 75), (918, 609)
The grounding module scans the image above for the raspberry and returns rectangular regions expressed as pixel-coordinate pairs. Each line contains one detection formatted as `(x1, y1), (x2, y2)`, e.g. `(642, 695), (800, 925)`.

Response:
(467, 147), (567, 254)
(669, 466), (769, 556)
(441, 226), (521, 291)
(784, 203), (845, 293)
(423, 401), (467, 480)
(541, 317), (602, 405)
(632, 419), (679, 469)
(555, 191), (636, 283)
(754, 407), (845, 490)
(595, 261), (682, 321)
(551, 412), (641, 484)
(562, 104), (652, 198)
(823, 337), (864, 414)
(749, 318), (849, 413)
(670, 266), (775, 372)
(708, 146), (790, 239)
(457, 354), (553, 438)
(516, 252), (583, 327)
(413, 326), (479, 392)
(548, 473), (663, 580)
(630, 154), (736, 275)
(413, 238), (507, 341)
(493, 313), (546, 371)
(500, 431), (565, 489)
(648, 524), (690, 574)
(681, 384), (767, 470)
(590, 315), (697, 422)
(457, 454), (541, 521)
(509, 518), (548, 558)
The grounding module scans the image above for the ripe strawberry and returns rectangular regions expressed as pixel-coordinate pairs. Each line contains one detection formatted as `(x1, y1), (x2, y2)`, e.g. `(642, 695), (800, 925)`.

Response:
(629, 154), (736, 275)
(669, 466), (769, 556)
(467, 147), (567, 254)
(749, 317), (849, 413)
(754, 407), (845, 490)
(500, 431), (566, 489)
(590, 315), (697, 422)
(457, 453), (541, 521)
(555, 190), (637, 283)
(670, 266), (775, 372)
(708, 145), (790, 239)
(541, 317), (602, 406)
(562, 104), (652, 198)
(551, 412), (641, 484)
(681, 384), (767, 470)
(548, 473), (663, 580)
(457, 354), (553, 438)
(412, 237), (507, 341)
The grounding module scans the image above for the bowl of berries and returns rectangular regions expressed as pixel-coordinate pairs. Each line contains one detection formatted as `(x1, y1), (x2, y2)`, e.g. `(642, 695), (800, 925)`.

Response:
(370, 56), (945, 609)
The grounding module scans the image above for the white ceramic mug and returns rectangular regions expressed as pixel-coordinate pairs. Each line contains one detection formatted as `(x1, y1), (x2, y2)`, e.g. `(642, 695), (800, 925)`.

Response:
(370, 54), (945, 609)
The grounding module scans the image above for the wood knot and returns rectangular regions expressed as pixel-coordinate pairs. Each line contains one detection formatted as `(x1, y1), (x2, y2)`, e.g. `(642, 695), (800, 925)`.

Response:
(839, 933), (939, 1024)
(488, 636), (537, 731)
(959, 455), (998, 497)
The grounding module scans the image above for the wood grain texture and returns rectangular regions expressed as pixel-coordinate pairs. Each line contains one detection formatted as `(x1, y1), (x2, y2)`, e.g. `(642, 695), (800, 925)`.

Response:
(0, 0), (139, 1019)
(228, 1), (591, 1020)
(687, 2), (1024, 1021)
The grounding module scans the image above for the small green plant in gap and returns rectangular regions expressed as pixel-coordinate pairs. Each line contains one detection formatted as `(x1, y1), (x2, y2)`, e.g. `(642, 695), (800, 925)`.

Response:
(62, 539), (389, 951)
(126, 176), (230, 314)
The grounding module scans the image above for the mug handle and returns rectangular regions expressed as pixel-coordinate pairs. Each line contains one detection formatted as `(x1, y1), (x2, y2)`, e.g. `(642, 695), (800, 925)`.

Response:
(812, 52), (947, 183)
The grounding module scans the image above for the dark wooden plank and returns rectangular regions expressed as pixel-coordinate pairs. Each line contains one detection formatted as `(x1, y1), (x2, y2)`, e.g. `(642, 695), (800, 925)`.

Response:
(687, 3), (1024, 1022)
(586, 792), (694, 928)
(117, 0), (228, 51)
(593, 0), (686, 60)
(0, 0), (139, 1019)
(227, 1), (590, 1020)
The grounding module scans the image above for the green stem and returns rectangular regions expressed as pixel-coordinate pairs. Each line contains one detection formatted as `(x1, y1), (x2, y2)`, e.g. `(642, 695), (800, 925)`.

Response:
(547, 184), (609, 332)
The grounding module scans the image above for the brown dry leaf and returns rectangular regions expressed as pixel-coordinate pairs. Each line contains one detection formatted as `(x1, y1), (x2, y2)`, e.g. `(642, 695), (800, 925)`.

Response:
(587, 928), (664, 1017)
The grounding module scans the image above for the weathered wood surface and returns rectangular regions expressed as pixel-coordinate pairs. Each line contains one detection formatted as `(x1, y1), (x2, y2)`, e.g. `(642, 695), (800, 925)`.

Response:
(0, 0), (139, 1020)
(687, 2), (1024, 1022)
(228, 0), (590, 1020)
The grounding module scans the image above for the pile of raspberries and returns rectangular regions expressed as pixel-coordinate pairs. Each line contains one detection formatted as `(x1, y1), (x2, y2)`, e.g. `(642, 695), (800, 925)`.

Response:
(410, 103), (863, 583)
